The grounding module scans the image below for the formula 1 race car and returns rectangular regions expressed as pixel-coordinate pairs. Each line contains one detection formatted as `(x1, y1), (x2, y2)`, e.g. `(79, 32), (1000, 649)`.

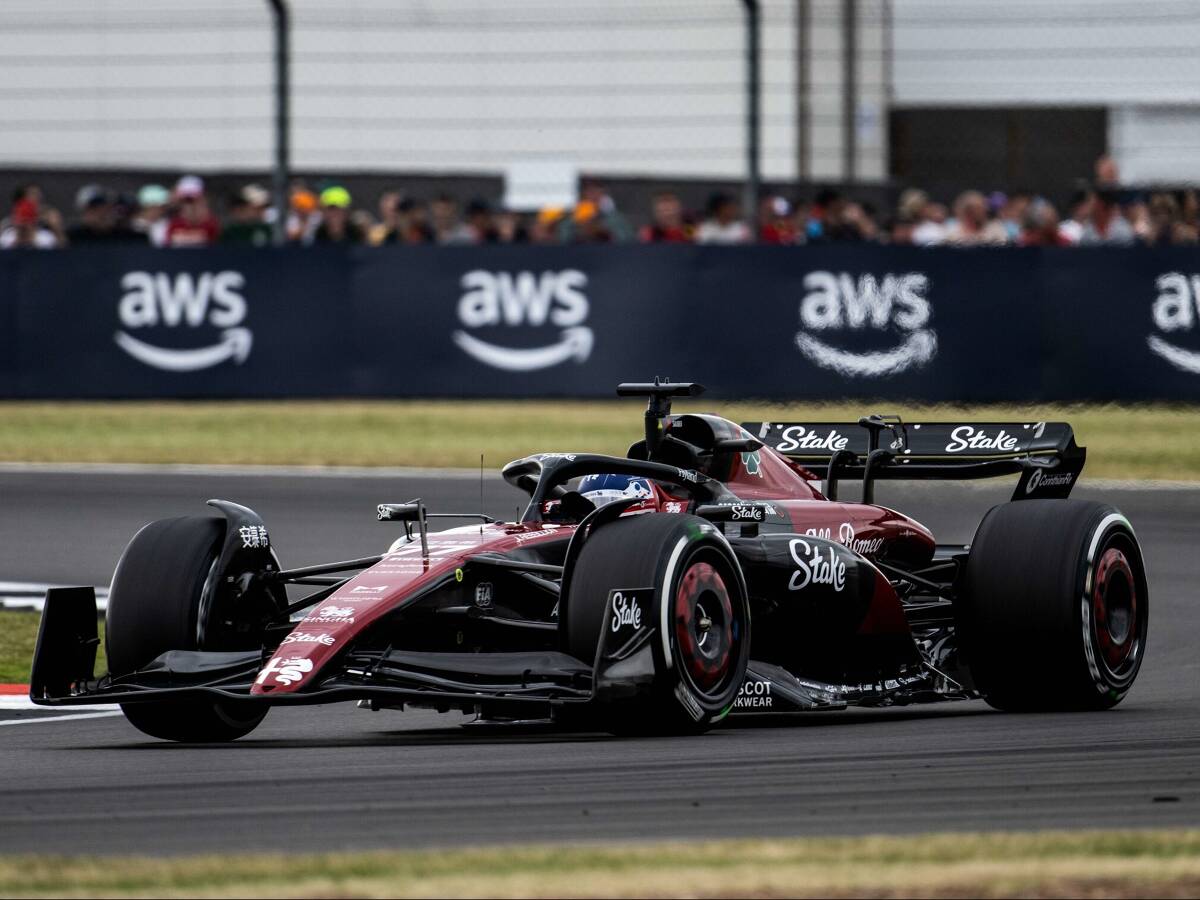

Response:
(31, 380), (1148, 741)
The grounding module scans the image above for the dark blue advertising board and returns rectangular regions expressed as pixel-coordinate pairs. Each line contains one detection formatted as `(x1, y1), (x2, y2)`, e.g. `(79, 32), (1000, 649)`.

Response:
(1, 245), (1198, 401)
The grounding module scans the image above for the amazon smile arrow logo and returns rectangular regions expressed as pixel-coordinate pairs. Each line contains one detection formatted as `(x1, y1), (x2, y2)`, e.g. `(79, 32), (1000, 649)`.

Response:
(115, 327), (253, 372)
(452, 326), (592, 372)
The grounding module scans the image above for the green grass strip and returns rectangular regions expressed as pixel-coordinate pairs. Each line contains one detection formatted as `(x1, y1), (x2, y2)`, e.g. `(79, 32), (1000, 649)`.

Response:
(0, 400), (1198, 480)
(1, 830), (1199, 898)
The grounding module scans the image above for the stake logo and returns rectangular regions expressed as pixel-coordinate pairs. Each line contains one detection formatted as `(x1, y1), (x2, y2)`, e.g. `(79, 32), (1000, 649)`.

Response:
(795, 271), (936, 377)
(115, 270), (252, 371)
(1147, 272), (1200, 373)
(453, 269), (593, 371)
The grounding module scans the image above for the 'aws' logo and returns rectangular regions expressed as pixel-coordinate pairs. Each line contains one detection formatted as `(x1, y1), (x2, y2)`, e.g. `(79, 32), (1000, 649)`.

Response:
(1148, 272), (1200, 374)
(453, 269), (593, 371)
(115, 271), (251, 372)
(796, 271), (936, 378)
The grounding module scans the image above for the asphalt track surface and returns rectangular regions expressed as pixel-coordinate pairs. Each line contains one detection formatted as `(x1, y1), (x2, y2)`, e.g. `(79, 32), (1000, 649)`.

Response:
(1, 468), (1197, 855)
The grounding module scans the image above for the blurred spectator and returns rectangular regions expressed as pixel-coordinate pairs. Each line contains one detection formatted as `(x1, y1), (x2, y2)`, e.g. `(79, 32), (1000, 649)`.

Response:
(531, 206), (564, 244)
(758, 195), (797, 244)
(695, 192), (750, 244)
(463, 198), (498, 243)
(430, 194), (473, 244)
(944, 190), (1009, 245)
(132, 184), (170, 246)
(6, 184), (65, 246)
(1019, 199), (1070, 247)
(994, 192), (1030, 243)
(221, 184), (273, 246)
(840, 202), (877, 242)
(164, 176), (219, 247)
(1145, 192), (1199, 246)
(67, 184), (146, 244)
(288, 187), (319, 243)
(913, 206), (949, 246)
(0, 197), (58, 248)
(310, 186), (366, 244)
(568, 201), (614, 243)
(558, 178), (632, 243)
(495, 209), (529, 243)
(1094, 155), (1120, 189)
(1080, 189), (1135, 245)
(1057, 188), (1091, 245)
(639, 191), (691, 243)
(803, 189), (839, 242)
(370, 192), (434, 245)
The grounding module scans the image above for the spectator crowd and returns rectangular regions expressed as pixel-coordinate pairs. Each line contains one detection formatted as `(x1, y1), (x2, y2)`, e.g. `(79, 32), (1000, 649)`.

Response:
(3, 156), (1197, 251)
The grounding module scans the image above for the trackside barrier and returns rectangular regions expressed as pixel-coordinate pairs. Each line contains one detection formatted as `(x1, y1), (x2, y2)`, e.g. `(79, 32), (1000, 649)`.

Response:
(1, 245), (1198, 401)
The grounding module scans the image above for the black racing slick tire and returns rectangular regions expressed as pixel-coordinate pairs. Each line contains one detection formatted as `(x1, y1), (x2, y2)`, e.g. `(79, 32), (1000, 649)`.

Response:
(105, 516), (268, 742)
(960, 500), (1148, 712)
(566, 513), (750, 735)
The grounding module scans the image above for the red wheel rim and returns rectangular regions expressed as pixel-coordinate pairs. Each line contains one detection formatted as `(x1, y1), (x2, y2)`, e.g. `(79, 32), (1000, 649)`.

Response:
(1091, 546), (1138, 675)
(673, 560), (734, 693)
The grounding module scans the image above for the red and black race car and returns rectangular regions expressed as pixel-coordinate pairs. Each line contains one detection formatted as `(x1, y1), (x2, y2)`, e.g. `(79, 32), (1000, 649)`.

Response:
(31, 380), (1148, 741)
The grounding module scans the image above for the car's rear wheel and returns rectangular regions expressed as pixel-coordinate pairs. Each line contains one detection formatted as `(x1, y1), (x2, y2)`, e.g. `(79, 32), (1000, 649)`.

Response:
(565, 513), (750, 734)
(106, 516), (269, 742)
(960, 499), (1148, 711)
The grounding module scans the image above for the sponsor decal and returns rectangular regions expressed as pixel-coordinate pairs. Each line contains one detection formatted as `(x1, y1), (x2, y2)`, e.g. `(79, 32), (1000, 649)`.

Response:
(803, 522), (884, 558)
(740, 450), (762, 476)
(256, 656), (314, 686)
(474, 582), (494, 609)
(537, 452), (577, 462)
(676, 468), (701, 483)
(1147, 272), (1200, 373)
(513, 528), (563, 543)
(795, 271), (937, 377)
(453, 269), (592, 371)
(944, 426), (1019, 453)
(735, 679), (772, 709)
(115, 270), (252, 371)
(609, 591), (643, 632)
(788, 538), (846, 592)
(729, 504), (766, 522)
(303, 604), (355, 624)
(349, 584), (387, 595)
(1025, 469), (1075, 495)
(238, 524), (269, 549)
(838, 522), (884, 557)
(773, 424), (850, 453)
(664, 501), (685, 514)
(281, 632), (336, 647)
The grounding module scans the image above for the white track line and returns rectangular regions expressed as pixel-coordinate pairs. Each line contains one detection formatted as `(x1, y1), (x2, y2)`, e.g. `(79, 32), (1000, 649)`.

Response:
(0, 583), (107, 613)
(0, 461), (1195, 491)
(0, 461), (486, 479)
(0, 711), (122, 727)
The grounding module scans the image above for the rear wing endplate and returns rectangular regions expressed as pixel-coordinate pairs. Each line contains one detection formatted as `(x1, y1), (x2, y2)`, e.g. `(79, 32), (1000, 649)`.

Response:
(742, 418), (1085, 502)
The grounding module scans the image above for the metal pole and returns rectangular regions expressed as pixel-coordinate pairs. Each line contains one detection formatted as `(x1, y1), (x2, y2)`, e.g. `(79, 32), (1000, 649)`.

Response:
(268, 0), (290, 246)
(742, 0), (761, 225)
(796, 0), (810, 181)
(842, 0), (857, 183)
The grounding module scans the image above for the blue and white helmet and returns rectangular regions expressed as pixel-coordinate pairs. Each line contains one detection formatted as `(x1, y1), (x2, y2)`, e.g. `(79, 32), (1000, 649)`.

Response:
(577, 473), (654, 507)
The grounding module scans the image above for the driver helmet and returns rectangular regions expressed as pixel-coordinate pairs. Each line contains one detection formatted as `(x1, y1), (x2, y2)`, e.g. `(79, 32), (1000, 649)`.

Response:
(577, 473), (654, 507)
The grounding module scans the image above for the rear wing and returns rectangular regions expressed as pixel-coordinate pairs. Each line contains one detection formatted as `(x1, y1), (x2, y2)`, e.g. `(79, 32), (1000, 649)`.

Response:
(742, 418), (1085, 502)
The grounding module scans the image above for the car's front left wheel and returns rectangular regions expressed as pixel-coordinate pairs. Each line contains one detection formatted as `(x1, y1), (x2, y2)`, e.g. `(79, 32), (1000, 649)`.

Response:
(565, 512), (750, 735)
(106, 516), (269, 742)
